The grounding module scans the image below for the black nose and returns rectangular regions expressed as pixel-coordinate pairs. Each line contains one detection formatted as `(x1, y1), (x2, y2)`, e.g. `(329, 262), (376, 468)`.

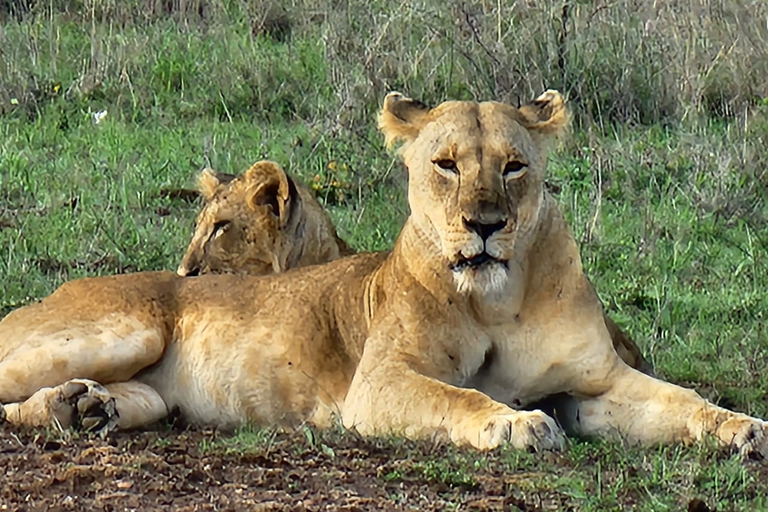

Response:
(462, 217), (507, 241)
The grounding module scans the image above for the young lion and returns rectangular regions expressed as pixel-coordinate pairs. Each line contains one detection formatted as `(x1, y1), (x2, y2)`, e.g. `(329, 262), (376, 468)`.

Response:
(1, 91), (764, 458)
(176, 160), (353, 277)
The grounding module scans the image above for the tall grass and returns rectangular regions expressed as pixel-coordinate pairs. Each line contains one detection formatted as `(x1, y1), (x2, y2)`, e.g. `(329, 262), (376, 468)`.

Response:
(2, 0), (767, 320)
(2, 0), (767, 127)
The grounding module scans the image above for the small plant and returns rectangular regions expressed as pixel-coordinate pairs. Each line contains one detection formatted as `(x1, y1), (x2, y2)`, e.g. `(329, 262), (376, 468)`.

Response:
(199, 423), (276, 454)
(411, 459), (478, 489)
(311, 160), (353, 206)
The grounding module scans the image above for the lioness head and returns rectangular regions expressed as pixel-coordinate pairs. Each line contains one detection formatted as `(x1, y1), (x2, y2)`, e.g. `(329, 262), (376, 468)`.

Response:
(177, 160), (350, 277)
(379, 90), (568, 295)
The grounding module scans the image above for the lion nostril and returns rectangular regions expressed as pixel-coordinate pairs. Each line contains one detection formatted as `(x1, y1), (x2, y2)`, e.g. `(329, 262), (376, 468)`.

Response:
(462, 217), (507, 241)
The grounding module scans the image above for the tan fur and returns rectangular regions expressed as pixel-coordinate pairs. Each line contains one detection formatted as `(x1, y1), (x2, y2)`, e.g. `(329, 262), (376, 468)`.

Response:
(177, 160), (352, 277)
(1, 92), (765, 458)
(185, 160), (652, 374)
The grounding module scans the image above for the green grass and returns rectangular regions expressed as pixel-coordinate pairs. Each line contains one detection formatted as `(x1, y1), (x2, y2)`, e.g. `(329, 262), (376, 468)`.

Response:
(198, 422), (279, 455)
(1, 1), (768, 510)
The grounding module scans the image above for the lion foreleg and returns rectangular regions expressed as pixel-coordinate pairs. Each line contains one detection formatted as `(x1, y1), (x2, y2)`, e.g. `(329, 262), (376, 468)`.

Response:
(342, 335), (565, 451)
(0, 311), (166, 405)
(3, 379), (119, 433)
(563, 366), (768, 458)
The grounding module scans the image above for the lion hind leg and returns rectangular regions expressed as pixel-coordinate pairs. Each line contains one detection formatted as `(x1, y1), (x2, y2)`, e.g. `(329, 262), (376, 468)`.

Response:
(2, 379), (168, 433)
(561, 366), (768, 458)
(603, 313), (654, 376)
(0, 317), (166, 404)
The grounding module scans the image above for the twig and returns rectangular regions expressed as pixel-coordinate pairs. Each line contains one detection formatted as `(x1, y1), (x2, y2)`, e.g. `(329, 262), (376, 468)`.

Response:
(558, 1), (571, 88)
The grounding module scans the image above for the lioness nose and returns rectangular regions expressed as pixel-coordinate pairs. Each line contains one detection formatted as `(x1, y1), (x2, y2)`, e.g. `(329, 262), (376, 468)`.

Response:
(462, 217), (507, 241)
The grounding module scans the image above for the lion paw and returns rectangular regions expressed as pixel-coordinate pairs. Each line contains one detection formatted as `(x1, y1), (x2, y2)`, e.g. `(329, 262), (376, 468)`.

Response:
(717, 417), (768, 459)
(42, 379), (119, 435)
(466, 409), (566, 451)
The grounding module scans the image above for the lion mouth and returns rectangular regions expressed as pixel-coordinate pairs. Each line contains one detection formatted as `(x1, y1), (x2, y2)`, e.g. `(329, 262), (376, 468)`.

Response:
(450, 252), (508, 272)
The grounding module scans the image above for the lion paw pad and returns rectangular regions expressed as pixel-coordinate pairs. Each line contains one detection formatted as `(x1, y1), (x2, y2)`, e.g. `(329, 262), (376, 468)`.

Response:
(49, 379), (119, 435)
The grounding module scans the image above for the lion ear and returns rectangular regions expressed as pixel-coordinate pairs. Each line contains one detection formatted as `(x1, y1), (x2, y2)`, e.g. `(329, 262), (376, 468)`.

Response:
(517, 90), (569, 137)
(244, 161), (297, 226)
(196, 168), (221, 201)
(378, 92), (432, 149)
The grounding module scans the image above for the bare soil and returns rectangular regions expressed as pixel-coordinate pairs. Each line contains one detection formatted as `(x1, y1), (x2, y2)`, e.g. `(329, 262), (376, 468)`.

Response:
(0, 423), (557, 511)
(0, 421), (756, 511)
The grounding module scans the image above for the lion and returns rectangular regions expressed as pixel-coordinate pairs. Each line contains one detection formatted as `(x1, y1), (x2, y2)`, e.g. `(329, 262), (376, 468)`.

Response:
(176, 160), (353, 278)
(180, 161), (653, 375)
(1, 91), (765, 458)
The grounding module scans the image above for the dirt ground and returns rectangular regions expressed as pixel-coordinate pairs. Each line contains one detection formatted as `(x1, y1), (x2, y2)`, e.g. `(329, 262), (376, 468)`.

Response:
(0, 419), (748, 512)
(0, 422), (563, 512)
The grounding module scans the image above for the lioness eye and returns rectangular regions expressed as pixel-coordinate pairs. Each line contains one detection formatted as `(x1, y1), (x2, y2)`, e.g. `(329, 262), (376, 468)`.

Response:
(503, 161), (527, 177)
(433, 159), (458, 173)
(212, 220), (231, 238)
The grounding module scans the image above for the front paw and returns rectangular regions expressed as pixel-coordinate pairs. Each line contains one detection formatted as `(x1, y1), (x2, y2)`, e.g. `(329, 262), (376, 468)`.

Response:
(456, 409), (566, 451)
(717, 417), (768, 459)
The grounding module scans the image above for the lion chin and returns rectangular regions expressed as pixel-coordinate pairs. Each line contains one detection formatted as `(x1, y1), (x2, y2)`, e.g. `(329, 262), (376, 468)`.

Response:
(451, 253), (509, 295)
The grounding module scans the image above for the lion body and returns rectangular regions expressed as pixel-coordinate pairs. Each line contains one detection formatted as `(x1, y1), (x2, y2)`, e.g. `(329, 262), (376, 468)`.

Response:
(179, 163), (652, 375)
(0, 202), (607, 439)
(1, 93), (765, 456)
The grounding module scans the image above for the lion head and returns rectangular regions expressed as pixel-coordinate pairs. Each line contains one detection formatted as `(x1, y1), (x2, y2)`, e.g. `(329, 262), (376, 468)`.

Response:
(177, 160), (352, 277)
(379, 90), (568, 296)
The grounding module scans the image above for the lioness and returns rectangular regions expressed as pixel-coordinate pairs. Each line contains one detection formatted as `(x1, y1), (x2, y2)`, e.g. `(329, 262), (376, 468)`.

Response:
(180, 162), (653, 375)
(1, 91), (765, 457)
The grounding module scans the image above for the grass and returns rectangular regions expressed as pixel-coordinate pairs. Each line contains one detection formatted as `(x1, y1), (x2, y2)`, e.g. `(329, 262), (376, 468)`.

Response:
(1, 1), (767, 510)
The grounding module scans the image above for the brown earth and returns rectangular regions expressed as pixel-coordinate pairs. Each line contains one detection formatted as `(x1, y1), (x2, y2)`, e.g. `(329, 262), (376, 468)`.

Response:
(0, 419), (755, 512)
(0, 422), (562, 512)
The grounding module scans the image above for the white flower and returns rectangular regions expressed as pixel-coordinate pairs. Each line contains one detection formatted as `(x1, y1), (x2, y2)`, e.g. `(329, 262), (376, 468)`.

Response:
(93, 110), (108, 124)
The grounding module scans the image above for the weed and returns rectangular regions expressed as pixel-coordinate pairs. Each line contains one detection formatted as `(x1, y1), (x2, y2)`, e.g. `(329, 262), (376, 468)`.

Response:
(199, 423), (277, 455)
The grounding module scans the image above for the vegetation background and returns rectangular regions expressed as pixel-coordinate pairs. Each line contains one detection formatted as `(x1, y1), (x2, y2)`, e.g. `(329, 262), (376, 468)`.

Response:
(0, 0), (767, 509)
